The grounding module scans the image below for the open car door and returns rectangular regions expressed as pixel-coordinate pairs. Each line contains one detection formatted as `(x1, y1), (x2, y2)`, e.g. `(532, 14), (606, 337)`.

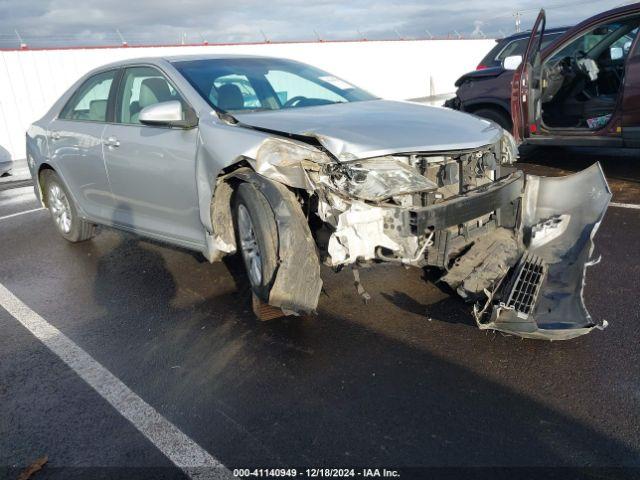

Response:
(511, 9), (546, 141)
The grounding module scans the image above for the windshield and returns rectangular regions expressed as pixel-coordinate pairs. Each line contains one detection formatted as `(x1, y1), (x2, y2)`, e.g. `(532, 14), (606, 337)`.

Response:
(549, 20), (639, 63)
(173, 58), (377, 113)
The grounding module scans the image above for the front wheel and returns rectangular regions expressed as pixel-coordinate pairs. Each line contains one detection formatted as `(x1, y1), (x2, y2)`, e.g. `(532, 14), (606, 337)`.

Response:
(233, 182), (279, 301)
(41, 170), (95, 242)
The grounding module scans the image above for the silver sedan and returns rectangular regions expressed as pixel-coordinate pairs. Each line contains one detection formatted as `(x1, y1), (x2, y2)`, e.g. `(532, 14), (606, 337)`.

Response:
(27, 54), (610, 340)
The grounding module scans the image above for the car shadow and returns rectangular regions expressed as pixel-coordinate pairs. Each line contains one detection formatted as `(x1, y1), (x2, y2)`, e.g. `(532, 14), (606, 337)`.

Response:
(81, 224), (640, 473)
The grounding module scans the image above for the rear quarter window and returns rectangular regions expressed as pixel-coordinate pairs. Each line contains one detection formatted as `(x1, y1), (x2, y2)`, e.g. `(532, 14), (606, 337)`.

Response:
(60, 70), (116, 122)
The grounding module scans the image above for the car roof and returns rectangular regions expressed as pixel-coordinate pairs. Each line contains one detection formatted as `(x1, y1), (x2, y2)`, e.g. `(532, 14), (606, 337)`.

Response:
(94, 53), (292, 70)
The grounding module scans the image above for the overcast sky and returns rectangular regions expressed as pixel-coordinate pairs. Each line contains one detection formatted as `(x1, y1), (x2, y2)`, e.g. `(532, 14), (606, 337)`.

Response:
(0, 0), (633, 48)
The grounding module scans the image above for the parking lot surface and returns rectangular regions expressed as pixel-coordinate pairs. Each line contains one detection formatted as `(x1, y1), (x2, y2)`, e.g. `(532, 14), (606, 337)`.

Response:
(1, 148), (639, 479)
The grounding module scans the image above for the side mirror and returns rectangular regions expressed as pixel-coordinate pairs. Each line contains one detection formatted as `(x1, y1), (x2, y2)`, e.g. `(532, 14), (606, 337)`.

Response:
(610, 46), (624, 61)
(502, 55), (523, 71)
(139, 101), (198, 128)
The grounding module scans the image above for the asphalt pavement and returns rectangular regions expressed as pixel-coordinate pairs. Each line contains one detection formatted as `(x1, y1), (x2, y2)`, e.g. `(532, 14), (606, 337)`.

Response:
(0, 148), (639, 480)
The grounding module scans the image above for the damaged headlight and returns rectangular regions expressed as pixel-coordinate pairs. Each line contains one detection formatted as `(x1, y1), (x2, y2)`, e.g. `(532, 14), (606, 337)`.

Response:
(500, 129), (519, 165)
(254, 138), (332, 190)
(257, 137), (331, 167)
(326, 157), (437, 202)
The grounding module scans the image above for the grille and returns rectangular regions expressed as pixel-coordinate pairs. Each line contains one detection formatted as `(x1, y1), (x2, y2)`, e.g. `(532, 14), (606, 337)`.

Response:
(506, 254), (546, 316)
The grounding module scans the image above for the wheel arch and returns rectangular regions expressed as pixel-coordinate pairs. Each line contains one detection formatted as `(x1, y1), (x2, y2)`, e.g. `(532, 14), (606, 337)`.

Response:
(37, 163), (57, 207)
(464, 102), (513, 130)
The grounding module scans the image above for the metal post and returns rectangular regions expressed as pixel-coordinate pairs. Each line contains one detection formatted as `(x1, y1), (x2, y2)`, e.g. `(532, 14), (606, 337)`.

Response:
(513, 12), (522, 33)
(116, 29), (128, 47)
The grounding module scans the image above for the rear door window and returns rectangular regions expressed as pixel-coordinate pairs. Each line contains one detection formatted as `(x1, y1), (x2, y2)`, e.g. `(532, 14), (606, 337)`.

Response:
(59, 70), (116, 122)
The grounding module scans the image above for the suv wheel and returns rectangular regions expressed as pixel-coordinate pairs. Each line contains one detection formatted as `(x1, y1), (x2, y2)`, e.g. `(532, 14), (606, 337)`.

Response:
(472, 107), (513, 131)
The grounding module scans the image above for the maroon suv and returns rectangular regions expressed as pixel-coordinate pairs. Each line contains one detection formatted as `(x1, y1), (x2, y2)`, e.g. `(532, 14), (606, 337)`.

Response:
(448, 3), (640, 148)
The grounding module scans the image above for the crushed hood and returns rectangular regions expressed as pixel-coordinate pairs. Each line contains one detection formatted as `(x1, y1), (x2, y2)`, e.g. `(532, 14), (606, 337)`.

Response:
(233, 99), (503, 160)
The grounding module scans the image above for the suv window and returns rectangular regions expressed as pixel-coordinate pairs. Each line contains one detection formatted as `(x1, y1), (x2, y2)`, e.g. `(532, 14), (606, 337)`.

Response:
(59, 70), (116, 122)
(496, 33), (563, 62)
(117, 66), (183, 124)
(550, 21), (639, 62)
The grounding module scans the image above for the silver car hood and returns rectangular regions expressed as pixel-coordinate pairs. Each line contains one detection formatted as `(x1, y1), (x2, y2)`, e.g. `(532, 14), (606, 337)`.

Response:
(233, 99), (503, 159)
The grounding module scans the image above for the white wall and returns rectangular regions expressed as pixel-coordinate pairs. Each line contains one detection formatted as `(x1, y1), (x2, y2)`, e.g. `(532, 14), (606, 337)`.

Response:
(0, 39), (494, 160)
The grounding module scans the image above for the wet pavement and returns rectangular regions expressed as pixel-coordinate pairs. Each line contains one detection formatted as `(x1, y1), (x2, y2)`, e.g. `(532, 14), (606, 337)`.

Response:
(1, 148), (639, 479)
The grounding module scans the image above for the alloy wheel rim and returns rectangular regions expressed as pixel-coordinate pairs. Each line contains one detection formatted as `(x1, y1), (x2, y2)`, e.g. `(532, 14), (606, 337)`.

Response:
(237, 204), (262, 287)
(48, 183), (72, 234)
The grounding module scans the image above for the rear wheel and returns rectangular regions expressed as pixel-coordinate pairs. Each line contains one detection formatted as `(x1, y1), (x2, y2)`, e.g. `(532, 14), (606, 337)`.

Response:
(234, 182), (279, 302)
(472, 107), (512, 131)
(41, 170), (95, 242)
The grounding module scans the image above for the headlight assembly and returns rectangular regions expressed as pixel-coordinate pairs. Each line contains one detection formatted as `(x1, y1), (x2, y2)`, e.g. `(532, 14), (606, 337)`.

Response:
(325, 156), (437, 202)
(254, 138), (331, 190)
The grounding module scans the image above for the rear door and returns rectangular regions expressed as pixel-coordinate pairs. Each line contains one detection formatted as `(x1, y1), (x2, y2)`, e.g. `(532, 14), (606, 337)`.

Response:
(47, 69), (118, 221)
(102, 65), (203, 247)
(511, 9), (546, 141)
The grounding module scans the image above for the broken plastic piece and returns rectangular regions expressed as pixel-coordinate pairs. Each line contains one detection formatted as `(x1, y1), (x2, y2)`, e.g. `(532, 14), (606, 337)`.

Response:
(477, 163), (611, 340)
(352, 267), (371, 304)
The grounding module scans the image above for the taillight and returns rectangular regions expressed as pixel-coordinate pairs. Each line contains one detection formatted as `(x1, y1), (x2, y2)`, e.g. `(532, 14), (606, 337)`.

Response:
(476, 64), (489, 70)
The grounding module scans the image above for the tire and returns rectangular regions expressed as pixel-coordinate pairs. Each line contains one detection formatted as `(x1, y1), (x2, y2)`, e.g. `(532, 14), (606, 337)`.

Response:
(233, 182), (279, 301)
(472, 107), (513, 131)
(41, 169), (95, 242)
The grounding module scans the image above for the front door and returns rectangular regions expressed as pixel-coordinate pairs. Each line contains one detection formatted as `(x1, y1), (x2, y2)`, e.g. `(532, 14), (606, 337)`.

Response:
(511, 9), (546, 142)
(102, 65), (203, 247)
(621, 30), (640, 146)
(47, 69), (118, 221)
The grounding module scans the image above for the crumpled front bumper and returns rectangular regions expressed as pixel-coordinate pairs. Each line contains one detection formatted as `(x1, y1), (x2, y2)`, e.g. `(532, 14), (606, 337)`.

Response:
(474, 163), (611, 340)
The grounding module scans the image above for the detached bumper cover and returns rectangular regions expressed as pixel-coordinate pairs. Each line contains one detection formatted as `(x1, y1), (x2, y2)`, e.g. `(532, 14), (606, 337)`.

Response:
(476, 163), (611, 340)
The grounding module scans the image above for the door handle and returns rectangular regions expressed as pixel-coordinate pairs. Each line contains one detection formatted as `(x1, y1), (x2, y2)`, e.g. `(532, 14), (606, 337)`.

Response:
(50, 131), (61, 141)
(104, 136), (120, 148)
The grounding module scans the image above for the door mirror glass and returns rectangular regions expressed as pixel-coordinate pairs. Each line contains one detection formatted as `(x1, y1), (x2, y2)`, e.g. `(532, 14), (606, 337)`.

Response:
(503, 55), (523, 70)
(610, 46), (624, 61)
(139, 101), (197, 128)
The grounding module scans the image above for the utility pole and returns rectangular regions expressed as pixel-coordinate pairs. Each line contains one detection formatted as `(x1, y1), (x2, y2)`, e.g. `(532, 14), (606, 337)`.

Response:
(14, 29), (27, 49)
(425, 29), (434, 40)
(513, 11), (522, 33)
(260, 29), (270, 43)
(116, 29), (128, 47)
(313, 29), (322, 42)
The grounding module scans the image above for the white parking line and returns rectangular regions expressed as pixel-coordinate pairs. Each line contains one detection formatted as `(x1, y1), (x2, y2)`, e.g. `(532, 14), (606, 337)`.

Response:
(0, 283), (233, 480)
(0, 207), (45, 222)
(610, 202), (640, 210)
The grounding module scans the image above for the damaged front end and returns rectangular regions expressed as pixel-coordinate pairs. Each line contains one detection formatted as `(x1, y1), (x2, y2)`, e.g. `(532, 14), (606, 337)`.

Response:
(242, 131), (610, 340)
